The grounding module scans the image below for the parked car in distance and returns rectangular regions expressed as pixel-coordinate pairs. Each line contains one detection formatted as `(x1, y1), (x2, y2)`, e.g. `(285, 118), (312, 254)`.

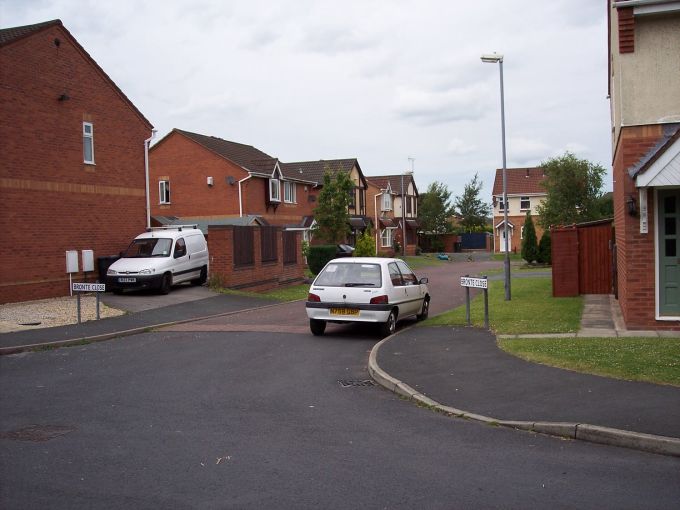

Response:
(305, 257), (430, 337)
(106, 225), (209, 295)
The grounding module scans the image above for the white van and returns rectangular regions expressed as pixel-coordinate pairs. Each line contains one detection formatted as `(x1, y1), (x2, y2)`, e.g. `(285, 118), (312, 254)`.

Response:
(106, 225), (209, 294)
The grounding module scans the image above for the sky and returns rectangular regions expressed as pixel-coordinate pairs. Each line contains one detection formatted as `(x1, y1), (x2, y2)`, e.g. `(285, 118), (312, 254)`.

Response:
(1, 0), (613, 201)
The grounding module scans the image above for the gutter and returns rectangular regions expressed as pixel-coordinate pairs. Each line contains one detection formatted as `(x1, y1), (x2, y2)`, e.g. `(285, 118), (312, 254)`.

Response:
(238, 174), (252, 217)
(144, 129), (157, 229)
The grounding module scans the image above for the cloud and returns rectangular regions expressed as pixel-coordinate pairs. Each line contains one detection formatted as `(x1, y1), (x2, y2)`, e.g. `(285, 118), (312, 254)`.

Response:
(393, 85), (488, 125)
(446, 138), (477, 155)
(298, 26), (379, 55)
(507, 137), (551, 164)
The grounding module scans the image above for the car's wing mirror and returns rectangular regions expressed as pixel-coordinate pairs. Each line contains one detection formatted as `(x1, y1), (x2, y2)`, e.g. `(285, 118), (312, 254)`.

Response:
(419, 277), (428, 284)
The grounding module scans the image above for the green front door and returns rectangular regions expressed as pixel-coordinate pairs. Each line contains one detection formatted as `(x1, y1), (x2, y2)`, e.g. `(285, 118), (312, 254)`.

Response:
(658, 189), (680, 316)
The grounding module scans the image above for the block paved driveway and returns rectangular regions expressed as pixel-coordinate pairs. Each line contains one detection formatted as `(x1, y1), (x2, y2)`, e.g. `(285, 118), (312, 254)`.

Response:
(163, 260), (501, 335)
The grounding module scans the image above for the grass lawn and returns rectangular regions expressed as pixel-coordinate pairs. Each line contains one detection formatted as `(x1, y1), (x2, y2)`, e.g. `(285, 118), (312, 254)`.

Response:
(216, 283), (309, 302)
(426, 277), (583, 334)
(499, 337), (680, 387)
(402, 254), (451, 270)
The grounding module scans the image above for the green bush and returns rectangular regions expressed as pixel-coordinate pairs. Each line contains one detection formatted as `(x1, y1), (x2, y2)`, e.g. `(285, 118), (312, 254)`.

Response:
(538, 230), (552, 264)
(307, 245), (338, 275)
(521, 211), (539, 264)
(354, 230), (376, 257)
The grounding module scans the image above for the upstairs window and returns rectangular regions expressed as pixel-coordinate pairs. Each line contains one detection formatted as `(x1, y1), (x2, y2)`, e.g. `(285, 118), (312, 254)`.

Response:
(406, 196), (413, 215)
(269, 178), (281, 202)
(348, 188), (356, 208)
(498, 197), (506, 211)
(159, 180), (170, 204)
(382, 193), (392, 211)
(83, 122), (94, 164)
(283, 181), (296, 203)
(520, 196), (531, 210)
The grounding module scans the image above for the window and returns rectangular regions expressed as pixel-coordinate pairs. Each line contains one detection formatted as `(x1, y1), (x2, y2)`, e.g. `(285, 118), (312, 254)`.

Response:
(83, 122), (94, 164)
(348, 188), (356, 208)
(269, 178), (281, 202)
(406, 195), (412, 215)
(388, 262), (403, 286)
(173, 238), (187, 258)
(520, 196), (531, 210)
(498, 197), (505, 211)
(382, 193), (392, 211)
(396, 261), (418, 285)
(315, 262), (382, 288)
(283, 181), (296, 203)
(381, 228), (393, 248)
(159, 180), (170, 204)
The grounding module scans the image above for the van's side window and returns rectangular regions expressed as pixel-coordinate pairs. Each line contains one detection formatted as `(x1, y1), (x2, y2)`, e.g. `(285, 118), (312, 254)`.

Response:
(174, 238), (187, 258)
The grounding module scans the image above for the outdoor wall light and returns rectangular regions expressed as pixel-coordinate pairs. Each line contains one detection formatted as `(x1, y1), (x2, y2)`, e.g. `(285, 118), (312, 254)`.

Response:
(627, 194), (637, 216)
(57, 93), (70, 101)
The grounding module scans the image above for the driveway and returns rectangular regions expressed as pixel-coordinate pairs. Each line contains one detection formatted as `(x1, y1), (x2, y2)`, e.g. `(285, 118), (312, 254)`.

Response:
(101, 283), (218, 313)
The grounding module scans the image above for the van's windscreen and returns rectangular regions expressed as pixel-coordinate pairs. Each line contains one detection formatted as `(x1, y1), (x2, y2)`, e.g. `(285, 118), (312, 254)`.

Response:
(123, 238), (173, 258)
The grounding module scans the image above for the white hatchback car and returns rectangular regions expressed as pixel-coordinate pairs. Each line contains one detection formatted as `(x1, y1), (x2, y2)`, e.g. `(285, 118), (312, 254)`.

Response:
(305, 257), (430, 337)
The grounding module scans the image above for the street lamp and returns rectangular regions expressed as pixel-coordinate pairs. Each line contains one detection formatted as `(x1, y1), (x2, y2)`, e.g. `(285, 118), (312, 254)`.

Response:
(402, 160), (414, 256)
(481, 52), (511, 300)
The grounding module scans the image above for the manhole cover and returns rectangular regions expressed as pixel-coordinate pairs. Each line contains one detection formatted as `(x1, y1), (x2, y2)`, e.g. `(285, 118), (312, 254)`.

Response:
(0, 425), (75, 442)
(338, 379), (376, 388)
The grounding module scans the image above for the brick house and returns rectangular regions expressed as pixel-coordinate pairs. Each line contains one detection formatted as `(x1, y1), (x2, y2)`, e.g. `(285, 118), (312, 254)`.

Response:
(0, 20), (154, 304)
(491, 167), (547, 253)
(149, 129), (369, 245)
(366, 174), (419, 256)
(608, 1), (680, 330)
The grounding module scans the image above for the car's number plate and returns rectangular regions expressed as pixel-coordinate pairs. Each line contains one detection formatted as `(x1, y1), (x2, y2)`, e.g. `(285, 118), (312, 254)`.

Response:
(118, 277), (137, 283)
(330, 307), (359, 316)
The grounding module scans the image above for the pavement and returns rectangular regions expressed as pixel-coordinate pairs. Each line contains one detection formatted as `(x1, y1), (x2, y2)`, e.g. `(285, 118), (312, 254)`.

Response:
(1, 278), (679, 457)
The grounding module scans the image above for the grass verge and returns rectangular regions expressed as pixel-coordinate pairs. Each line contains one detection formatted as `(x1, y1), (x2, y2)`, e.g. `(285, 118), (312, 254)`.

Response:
(402, 254), (451, 270)
(499, 337), (680, 387)
(425, 278), (582, 334)
(218, 284), (309, 302)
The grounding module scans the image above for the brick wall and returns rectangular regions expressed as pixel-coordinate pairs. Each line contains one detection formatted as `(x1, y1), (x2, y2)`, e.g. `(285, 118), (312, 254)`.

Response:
(208, 226), (305, 291)
(614, 124), (679, 330)
(0, 24), (152, 303)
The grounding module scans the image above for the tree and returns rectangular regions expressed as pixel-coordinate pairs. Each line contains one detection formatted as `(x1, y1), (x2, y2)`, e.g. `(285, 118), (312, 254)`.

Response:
(521, 211), (539, 264)
(419, 181), (454, 235)
(312, 169), (354, 244)
(354, 228), (376, 257)
(453, 173), (491, 232)
(537, 229), (552, 265)
(535, 152), (607, 230)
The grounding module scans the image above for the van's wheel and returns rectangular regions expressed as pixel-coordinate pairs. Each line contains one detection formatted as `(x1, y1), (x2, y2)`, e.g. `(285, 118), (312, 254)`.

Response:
(417, 297), (430, 321)
(380, 310), (397, 337)
(159, 273), (172, 295)
(192, 266), (207, 286)
(310, 319), (326, 336)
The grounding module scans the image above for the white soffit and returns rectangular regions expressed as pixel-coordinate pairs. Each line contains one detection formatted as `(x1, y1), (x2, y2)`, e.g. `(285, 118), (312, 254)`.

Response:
(636, 136), (680, 187)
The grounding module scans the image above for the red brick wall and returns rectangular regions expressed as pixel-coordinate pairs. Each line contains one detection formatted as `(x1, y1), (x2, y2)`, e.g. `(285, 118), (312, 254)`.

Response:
(0, 24), (152, 303)
(208, 226), (305, 291)
(613, 125), (679, 330)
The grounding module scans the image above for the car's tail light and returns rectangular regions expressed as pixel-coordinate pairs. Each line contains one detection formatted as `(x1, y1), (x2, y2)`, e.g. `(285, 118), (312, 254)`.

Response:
(370, 295), (388, 304)
(308, 293), (321, 302)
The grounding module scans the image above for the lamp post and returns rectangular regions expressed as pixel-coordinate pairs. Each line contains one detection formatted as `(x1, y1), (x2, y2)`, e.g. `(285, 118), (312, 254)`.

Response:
(481, 53), (511, 300)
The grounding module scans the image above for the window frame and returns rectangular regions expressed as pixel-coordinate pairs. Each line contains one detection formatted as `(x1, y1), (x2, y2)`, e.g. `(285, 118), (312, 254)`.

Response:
(498, 197), (506, 212)
(382, 192), (392, 212)
(159, 180), (171, 204)
(520, 196), (531, 211)
(283, 181), (296, 203)
(83, 122), (95, 164)
(269, 178), (281, 202)
(381, 228), (393, 248)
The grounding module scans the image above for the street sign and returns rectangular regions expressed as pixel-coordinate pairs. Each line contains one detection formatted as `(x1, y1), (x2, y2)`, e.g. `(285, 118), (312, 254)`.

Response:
(72, 282), (105, 292)
(460, 276), (488, 289)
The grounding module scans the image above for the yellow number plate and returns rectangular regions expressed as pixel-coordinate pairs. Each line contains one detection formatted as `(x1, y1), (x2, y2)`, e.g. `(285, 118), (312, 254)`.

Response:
(330, 308), (359, 316)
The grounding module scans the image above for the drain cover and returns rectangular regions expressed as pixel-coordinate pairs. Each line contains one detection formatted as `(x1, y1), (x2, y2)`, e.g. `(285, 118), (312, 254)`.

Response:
(0, 425), (75, 442)
(338, 379), (376, 388)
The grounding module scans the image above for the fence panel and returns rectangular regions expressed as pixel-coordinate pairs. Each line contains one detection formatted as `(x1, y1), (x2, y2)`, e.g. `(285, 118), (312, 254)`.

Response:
(283, 231), (297, 264)
(578, 222), (613, 294)
(233, 226), (254, 267)
(261, 226), (278, 263)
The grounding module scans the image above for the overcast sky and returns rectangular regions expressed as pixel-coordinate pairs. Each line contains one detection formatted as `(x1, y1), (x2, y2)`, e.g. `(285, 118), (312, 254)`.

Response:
(2, 0), (613, 200)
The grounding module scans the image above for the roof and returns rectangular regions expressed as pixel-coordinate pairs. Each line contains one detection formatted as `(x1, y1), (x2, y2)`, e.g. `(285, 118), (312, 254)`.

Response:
(628, 123), (680, 180)
(366, 175), (418, 196)
(152, 215), (267, 234)
(281, 159), (360, 183)
(0, 19), (153, 129)
(492, 167), (546, 196)
(172, 129), (278, 174)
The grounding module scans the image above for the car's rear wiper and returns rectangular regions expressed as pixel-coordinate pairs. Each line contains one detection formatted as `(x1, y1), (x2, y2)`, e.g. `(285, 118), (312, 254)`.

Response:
(344, 283), (376, 287)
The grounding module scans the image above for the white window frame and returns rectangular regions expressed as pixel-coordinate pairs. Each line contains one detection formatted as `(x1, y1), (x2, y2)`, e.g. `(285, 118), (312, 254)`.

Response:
(159, 180), (170, 204)
(283, 181), (296, 203)
(498, 197), (506, 211)
(382, 192), (392, 211)
(381, 228), (393, 248)
(83, 122), (95, 164)
(270, 178), (281, 202)
(520, 196), (530, 211)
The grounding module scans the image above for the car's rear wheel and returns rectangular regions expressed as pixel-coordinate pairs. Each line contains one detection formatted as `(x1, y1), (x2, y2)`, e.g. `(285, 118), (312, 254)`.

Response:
(380, 310), (397, 337)
(417, 297), (430, 321)
(310, 319), (326, 336)
(159, 273), (172, 295)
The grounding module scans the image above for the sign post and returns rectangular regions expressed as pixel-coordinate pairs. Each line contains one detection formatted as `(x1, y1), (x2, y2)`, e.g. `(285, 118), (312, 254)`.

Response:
(460, 275), (489, 328)
(72, 283), (106, 324)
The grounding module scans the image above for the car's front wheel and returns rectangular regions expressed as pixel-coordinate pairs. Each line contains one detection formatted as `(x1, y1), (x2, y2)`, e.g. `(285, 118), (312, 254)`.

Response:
(159, 273), (172, 295)
(417, 297), (430, 321)
(380, 310), (397, 337)
(310, 319), (326, 336)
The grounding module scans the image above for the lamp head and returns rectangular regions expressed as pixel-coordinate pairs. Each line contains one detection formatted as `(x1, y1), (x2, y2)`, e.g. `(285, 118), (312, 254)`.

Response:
(481, 53), (503, 63)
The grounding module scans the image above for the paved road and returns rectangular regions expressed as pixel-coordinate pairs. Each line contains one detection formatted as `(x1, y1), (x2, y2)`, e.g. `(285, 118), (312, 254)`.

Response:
(1, 331), (679, 509)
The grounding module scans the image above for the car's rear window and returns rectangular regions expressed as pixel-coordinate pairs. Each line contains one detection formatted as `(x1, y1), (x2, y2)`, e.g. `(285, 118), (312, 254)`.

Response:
(314, 263), (382, 288)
